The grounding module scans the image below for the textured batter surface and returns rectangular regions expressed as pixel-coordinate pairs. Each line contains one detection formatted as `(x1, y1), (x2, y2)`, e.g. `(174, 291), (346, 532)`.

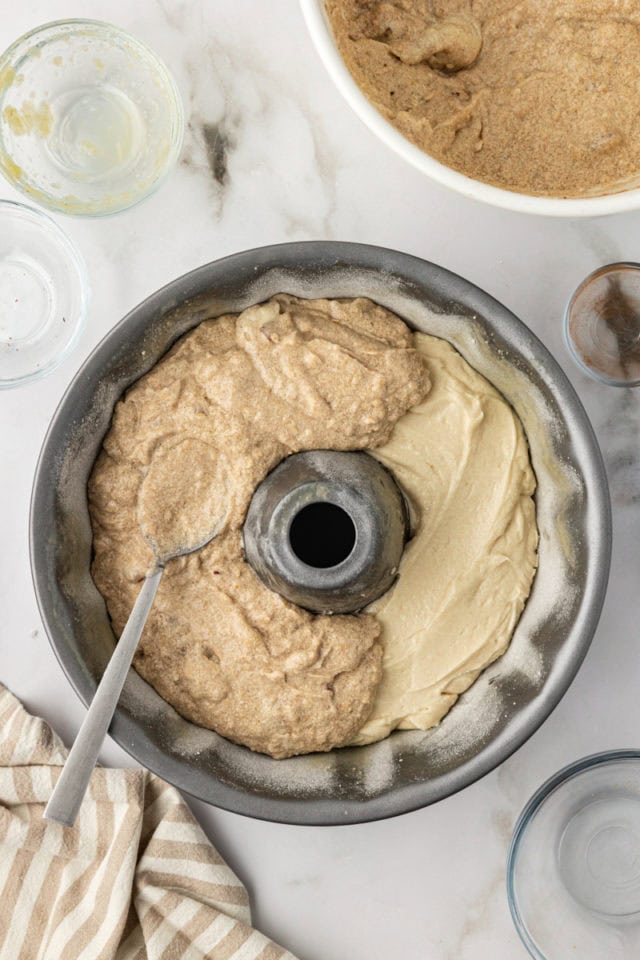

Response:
(327, 0), (640, 197)
(89, 295), (429, 758)
(89, 295), (539, 759)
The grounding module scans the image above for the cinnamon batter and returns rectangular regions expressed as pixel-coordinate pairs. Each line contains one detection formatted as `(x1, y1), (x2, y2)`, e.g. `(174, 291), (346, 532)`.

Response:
(89, 295), (428, 758)
(326, 0), (640, 197)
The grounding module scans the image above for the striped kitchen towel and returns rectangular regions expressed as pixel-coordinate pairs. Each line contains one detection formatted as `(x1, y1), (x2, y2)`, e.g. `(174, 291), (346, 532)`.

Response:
(0, 683), (299, 960)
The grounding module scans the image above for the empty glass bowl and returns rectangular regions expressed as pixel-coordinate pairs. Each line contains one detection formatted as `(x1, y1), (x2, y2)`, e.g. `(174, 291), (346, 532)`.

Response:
(565, 263), (640, 387)
(508, 751), (640, 959)
(0, 200), (88, 387)
(0, 19), (184, 215)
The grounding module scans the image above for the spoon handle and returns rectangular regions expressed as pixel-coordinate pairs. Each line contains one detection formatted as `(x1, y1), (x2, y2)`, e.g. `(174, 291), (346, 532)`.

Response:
(44, 567), (164, 827)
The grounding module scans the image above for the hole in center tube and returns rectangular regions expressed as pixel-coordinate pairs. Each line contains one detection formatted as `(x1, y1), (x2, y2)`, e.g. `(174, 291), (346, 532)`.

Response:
(289, 501), (356, 569)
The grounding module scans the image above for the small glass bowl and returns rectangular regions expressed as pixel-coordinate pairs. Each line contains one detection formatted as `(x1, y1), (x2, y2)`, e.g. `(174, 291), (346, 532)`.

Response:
(0, 19), (184, 216)
(0, 199), (88, 387)
(508, 751), (640, 960)
(565, 263), (640, 387)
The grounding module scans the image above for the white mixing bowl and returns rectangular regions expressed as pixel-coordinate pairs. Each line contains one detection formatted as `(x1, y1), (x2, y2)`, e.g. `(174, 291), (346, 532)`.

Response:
(300, 0), (640, 217)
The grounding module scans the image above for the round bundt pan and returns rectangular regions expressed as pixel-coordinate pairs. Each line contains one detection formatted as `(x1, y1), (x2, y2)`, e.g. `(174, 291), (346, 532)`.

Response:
(30, 242), (611, 825)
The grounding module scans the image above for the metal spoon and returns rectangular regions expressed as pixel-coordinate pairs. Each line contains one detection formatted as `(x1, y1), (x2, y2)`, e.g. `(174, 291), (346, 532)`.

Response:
(44, 523), (220, 827)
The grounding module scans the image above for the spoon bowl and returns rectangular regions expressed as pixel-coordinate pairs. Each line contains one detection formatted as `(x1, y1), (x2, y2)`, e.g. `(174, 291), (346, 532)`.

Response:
(44, 510), (222, 826)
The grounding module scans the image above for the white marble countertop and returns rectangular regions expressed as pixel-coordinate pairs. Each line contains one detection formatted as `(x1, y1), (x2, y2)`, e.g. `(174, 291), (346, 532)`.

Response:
(1, 2), (639, 958)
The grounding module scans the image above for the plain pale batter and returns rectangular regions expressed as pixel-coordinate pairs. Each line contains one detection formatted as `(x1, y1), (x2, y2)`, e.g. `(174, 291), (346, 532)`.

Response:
(327, 0), (640, 197)
(89, 295), (538, 759)
(352, 333), (538, 743)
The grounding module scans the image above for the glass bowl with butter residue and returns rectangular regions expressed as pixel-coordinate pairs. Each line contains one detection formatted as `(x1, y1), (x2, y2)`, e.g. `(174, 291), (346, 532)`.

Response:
(0, 20), (184, 216)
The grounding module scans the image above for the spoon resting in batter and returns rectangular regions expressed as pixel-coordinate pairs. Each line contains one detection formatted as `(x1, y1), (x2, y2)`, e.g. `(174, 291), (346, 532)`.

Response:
(44, 473), (228, 826)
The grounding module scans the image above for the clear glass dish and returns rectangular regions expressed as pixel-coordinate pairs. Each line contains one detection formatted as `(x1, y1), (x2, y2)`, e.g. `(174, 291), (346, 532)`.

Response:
(508, 751), (640, 960)
(0, 19), (184, 216)
(0, 199), (88, 387)
(565, 263), (640, 387)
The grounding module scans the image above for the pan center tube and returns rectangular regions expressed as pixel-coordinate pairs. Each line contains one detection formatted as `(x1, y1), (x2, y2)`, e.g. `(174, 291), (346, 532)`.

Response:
(242, 450), (409, 615)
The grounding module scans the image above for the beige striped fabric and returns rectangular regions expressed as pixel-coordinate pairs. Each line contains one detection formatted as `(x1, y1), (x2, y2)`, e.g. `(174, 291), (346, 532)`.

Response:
(0, 684), (299, 960)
